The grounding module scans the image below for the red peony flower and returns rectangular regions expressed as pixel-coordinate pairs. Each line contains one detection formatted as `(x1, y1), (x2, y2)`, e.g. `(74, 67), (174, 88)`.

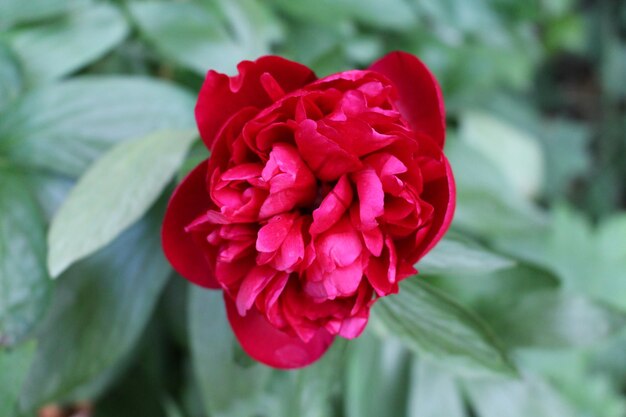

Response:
(162, 52), (455, 368)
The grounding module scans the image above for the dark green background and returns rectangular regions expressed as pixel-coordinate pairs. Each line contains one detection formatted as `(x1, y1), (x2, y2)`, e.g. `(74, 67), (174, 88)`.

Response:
(1, 0), (625, 416)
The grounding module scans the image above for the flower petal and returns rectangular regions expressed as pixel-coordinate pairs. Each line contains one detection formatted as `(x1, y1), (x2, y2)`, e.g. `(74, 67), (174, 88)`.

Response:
(338, 310), (369, 339)
(295, 120), (362, 181)
(162, 161), (219, 288)
(224, 296), (334, 369)
(369, 51), (446, 148)
(256, 214), (295, 253)
(353, 168), (385, 230)
(196, 56), (316, 149)
(236, 265), (278, 315)
(311, 175), (353, 235)
(414, 156), (456, 260)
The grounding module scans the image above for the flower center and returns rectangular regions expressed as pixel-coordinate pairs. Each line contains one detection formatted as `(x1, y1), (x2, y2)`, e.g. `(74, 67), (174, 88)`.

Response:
(301, 180), (335, 214)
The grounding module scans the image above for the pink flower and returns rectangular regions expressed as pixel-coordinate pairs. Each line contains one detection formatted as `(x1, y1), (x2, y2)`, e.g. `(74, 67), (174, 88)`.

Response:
(162, 52), (455, 368)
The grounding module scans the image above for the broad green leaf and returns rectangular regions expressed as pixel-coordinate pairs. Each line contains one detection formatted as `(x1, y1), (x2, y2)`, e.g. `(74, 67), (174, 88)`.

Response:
(414, 0), (505, 42)
(0, 341), (36, 417)
(465, 374), (577, 417)
(540, 120), (590, 199)
(6, 3), (129, 85)
(47, 129), (197, 278)
(407, 359), (466, 417)
(446, 139), (547, 237)
(92, 360), (171, 417)
(0, 76), (195, 177)
(19, 204), (170, 412)
(268, 0), (416, 30)
(278, 21), (347, 66)
(517, 349), (626, 417)
(372, 279), (515, 376)
(495, 207), (626, 310)
(0, 169), (50, 347)
(427, 266), (558, 320)
(417, 236), (514, 276)
(189, 286), (273, 417)
(129, 1), (277, 75)
(0, 0), (89, 29)
(25, 172), (74, 221)
(344, 333), (411, 417)
(213, 0), (283, 58)
(271, 340), (347, 417)
(460, 111), (545, 199)
(164, 397), (186, 417)
(492, 290), (626, 349)
(0, 42), (22, 112)
(601, 38), (626, 98)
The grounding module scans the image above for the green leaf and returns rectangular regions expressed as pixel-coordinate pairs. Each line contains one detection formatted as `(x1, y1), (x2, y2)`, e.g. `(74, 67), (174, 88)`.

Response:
(417, 236), (514, 276)
(0, 341), (36, 417)
(6, 3), (129, 85)
(213, 0), (282, 58)
(129, 1), (278, 75)
(445, 139), (547, 238)
(465, 374), (577, 417)
(414, 0), (505, 41)
(189, 286), (273, 417)
(407, 359), (466, 417)
(460, 111), (545, 199)
(492, 290), (626, 349)
(540, 120), (590, 199)
(520, 348), (626, 417)
(372, 278), (515, 376)
(344, 333), (411, 417)
(47, 129), (197, 278)
(271, 340), (347, 417)
(25, 171), (74, 221)
(602, 40), (626, 98)
(92, 361), (171, 417)
(0, 76), (195, 177)
(0, 0), (89, 29)
(269, 0), (416, 30)
(164, 396), (186, 417)
(18, 203), (170, 412)
(0, 169), (50, 347)
(0, 42), (22, 112)
(495, 207), (626, 310)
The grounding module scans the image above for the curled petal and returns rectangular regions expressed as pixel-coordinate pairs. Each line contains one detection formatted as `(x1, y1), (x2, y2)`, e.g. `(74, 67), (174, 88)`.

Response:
(236, 265), (279, 316)
(275, 217), (306, 271)
(295, 120), (362, 181)
(196, 56), (316, 149)
(353, 168), (385, 230)
(369, 51), (446, 148)
(366, 237), (400, 297)
(256, 213), (306, 272)
(162, 161), (219, 288)
(413, 156), (456, 261)
(311, 175), (353, 235)
(257, 214), (295, 253)
(317, 218), (362, 269)
(225, 296), (334, 369)
(221, 163), (264, 181)
(338, 309), (369, 339)
(259, 143), (317, 218)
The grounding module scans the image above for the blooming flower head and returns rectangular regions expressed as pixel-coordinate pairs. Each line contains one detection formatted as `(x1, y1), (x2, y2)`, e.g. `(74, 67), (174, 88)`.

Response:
(162, 52), (455, 368)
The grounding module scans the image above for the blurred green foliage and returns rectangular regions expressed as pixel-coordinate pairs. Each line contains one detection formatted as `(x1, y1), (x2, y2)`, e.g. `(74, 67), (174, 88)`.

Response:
(0, 0), (625, 416)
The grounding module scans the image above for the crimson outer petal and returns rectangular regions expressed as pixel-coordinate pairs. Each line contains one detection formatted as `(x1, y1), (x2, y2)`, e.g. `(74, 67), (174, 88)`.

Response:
(195, 56), (317, 149)
(369, 51), (446, 148)
(162, 161), (219, 288)
(416, 157), (456, 260)
(224, 296), (334, 369)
